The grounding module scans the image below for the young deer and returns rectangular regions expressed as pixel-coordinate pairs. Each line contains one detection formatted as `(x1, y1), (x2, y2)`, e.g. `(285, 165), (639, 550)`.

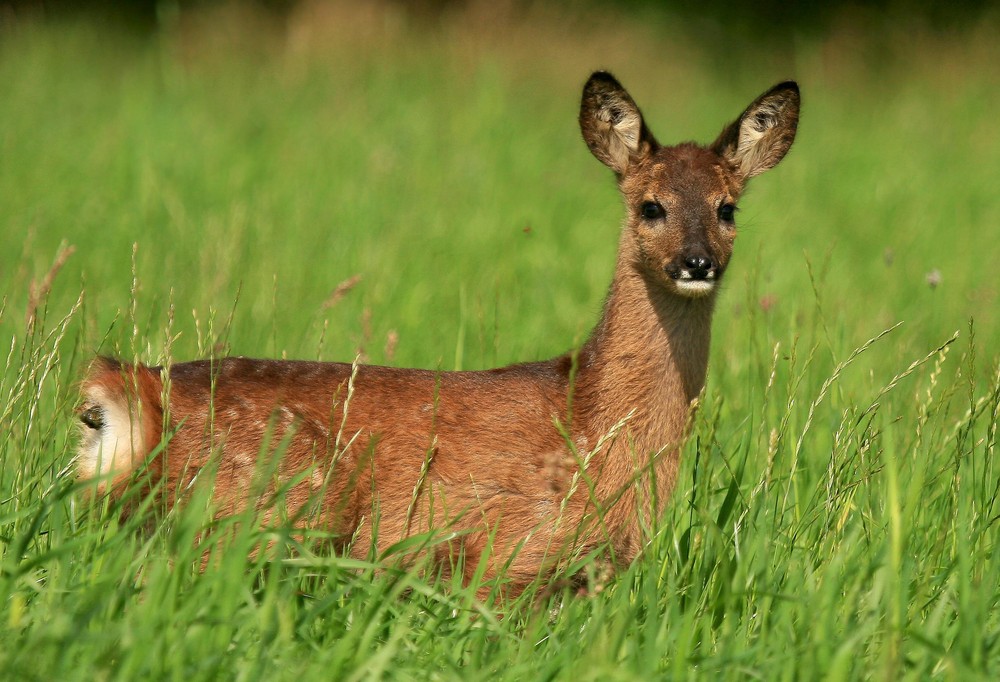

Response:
(76, 72), (799, 596)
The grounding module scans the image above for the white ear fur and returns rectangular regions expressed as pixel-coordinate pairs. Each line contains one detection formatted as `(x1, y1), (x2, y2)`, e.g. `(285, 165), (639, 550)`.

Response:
(599, 106), (642, 173)
(715, 82), (799, 180)
(580, 72), (656, 175)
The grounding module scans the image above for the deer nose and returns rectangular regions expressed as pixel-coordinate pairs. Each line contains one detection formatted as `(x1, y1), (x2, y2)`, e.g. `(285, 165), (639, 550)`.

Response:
(684, 255), (714, 279)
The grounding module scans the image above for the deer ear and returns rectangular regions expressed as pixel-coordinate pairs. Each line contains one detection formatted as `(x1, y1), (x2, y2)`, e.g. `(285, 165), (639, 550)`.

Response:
(713, 81), (799, 181)
(580, 72), (657, 176)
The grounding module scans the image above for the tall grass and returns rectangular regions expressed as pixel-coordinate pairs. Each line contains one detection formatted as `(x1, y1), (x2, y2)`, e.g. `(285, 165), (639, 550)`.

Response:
(1, 3), (998, 678)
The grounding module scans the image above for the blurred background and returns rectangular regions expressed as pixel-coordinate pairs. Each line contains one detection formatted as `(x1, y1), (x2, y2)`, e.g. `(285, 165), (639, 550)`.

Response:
(5, 0), (1000, 39)
(1, 0), (997, 380)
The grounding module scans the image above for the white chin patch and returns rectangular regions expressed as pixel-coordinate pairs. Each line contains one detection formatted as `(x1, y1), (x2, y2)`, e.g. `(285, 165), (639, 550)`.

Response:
(675, 280), (715, 297)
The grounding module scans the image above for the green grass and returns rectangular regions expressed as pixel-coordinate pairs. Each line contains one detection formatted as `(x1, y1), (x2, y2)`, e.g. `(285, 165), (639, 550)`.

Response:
(1, 4), (999, 679)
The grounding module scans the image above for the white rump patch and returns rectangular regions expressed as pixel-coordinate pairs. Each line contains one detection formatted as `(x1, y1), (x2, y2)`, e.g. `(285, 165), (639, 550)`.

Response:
(75, 384), (146, 482)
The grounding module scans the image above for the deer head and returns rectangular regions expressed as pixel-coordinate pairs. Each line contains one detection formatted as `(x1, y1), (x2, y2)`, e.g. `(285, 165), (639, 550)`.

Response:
(580, 72), (799, 299)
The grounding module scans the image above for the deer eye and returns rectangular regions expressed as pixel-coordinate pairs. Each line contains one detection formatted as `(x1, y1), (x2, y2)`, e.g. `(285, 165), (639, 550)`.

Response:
(718, 203), (737, 223)
(640, 201), (664, 220)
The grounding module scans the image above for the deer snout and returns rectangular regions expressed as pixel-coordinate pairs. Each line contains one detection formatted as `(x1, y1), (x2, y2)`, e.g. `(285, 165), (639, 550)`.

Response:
(683, 255), (714, 280)
(665, 250), (721, 297)
(665, 252), (718, 281)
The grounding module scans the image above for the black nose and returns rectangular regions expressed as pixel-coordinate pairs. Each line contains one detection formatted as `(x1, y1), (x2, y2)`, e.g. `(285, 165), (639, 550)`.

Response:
(684, 256), (713, 279)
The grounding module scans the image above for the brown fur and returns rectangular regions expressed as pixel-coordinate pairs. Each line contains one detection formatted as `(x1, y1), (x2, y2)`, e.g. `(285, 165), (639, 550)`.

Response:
(76, 73), (799, 597)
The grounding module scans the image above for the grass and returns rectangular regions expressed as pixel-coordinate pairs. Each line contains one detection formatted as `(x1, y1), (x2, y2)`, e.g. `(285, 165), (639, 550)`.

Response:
(1, 3), (999, 679)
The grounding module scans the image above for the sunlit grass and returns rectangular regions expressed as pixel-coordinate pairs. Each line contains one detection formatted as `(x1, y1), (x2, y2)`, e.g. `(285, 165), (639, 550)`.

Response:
(1, 3), (998, 679)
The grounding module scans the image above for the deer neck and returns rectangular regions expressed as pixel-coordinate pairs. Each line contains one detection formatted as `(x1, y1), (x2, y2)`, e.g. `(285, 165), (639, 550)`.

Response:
(577, 240), (716, 459)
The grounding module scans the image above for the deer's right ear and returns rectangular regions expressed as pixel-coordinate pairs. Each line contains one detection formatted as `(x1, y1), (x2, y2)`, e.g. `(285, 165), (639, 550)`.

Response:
(579, 72), (657, 176)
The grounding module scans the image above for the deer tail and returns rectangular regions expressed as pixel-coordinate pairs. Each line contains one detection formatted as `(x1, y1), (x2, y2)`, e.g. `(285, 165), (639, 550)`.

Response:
(76, 357), (163, 488)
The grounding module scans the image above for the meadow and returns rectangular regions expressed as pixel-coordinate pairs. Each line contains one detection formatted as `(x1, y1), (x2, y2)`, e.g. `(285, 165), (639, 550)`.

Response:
(1, 2), (998, 679)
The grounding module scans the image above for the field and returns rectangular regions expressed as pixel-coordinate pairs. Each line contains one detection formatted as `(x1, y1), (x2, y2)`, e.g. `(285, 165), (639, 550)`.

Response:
(1, 2), (998, 679)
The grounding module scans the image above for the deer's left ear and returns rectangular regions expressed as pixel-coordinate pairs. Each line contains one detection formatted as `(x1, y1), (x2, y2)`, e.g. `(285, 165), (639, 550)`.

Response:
(713, 81), (799, 180)
(579, 72), (658, 176)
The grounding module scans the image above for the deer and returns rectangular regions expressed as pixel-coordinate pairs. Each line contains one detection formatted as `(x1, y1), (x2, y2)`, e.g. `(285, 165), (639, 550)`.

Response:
(75, 72), (799, 598)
